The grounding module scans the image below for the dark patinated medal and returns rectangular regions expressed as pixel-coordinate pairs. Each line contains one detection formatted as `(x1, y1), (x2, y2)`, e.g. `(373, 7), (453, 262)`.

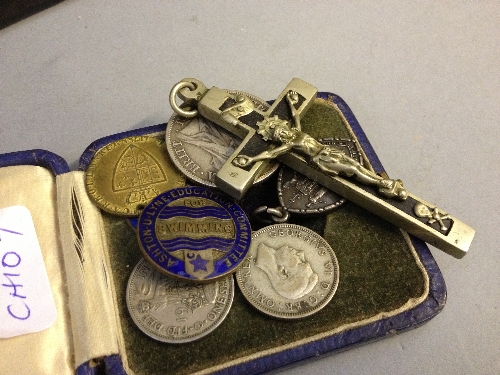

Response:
(277, 138), (363, 214)
(137, 186), (251, 282)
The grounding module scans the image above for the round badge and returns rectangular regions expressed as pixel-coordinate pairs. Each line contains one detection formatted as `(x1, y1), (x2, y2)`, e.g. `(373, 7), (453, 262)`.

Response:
(85, 136), (185, 216)
(277, 138), (363, 215)
(137, 186), (251, 282)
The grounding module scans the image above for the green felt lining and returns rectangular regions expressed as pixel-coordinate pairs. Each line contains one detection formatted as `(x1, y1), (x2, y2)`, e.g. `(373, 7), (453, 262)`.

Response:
(102, 99), (427, 375)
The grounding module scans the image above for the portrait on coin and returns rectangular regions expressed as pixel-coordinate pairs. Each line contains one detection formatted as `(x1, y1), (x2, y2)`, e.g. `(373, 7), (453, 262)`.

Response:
(255, 243), (318, 299)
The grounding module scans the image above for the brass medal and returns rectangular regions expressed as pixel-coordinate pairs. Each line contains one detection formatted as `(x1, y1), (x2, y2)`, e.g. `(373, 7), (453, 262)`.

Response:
(85, 136), (185, 216)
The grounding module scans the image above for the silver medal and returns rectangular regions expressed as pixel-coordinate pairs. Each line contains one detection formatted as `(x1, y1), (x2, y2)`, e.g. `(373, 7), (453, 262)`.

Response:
(166, 91), (279, 187)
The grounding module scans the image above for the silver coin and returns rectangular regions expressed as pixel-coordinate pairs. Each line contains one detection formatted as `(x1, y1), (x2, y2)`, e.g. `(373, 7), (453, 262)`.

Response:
(166, 90), (279, 187)
(126, 258), (234, 343)
(277, 138), (363, 215)
(236, 224), (339, 319)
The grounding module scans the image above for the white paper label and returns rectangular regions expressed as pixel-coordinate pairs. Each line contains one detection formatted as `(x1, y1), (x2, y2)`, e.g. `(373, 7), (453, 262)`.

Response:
(0, 206), (57, 338)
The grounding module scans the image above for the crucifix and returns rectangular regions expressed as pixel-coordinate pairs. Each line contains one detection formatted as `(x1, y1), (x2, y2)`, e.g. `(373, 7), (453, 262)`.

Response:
(169, 78), (475, 258)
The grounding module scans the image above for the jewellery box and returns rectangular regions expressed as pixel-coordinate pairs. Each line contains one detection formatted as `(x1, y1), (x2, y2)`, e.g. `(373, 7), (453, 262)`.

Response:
(0, 92), (445, 375)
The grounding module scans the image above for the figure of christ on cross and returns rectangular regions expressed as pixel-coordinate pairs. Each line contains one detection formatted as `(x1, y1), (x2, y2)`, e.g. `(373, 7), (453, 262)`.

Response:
(231, 91), (408, 201)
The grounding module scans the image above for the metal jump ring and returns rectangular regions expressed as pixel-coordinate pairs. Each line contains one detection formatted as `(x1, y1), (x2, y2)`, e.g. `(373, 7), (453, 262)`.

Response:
(267, 207), (290, 223)
(252, 206), (290, 224)
(169, 81), (198, 118)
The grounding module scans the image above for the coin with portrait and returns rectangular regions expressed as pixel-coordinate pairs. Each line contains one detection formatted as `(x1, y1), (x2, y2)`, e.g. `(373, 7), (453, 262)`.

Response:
(236, 224), (339, 319)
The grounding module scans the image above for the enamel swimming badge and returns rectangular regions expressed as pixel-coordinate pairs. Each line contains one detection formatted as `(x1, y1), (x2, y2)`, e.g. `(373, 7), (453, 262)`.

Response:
(137, 186), (251, 282)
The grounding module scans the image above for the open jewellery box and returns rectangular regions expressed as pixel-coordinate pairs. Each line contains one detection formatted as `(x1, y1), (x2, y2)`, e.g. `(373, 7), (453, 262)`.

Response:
(0, 92), (445, 375)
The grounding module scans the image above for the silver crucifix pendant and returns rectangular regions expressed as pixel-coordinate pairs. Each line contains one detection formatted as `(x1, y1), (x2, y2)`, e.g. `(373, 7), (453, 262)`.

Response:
(169, 78), (475, 258)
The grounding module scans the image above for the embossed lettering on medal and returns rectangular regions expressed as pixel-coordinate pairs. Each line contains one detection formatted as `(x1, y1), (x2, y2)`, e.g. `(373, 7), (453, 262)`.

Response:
(137, 186), (251, 282)
(166, 90), (279, 187)
(85, 136), (185, 216)
(126, 258), (234, 343)
(236, 224), (339, 319)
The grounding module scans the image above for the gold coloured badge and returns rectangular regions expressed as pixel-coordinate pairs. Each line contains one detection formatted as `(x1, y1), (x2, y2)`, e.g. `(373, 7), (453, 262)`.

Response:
(85, 136), (185, 216)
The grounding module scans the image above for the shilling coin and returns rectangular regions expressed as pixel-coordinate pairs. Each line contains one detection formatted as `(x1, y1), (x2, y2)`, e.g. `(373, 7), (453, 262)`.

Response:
(236, 224), (339, 319)
(126, 258), (234, 343)
(85, 136), (185, 216)
(277, 138), (363, 215)
(166, 90), (279, 187)
(137, 186), (251, 282)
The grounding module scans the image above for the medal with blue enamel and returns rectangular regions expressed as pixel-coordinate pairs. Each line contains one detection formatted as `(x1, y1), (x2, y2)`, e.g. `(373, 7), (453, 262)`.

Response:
(137, 186), (251, 282)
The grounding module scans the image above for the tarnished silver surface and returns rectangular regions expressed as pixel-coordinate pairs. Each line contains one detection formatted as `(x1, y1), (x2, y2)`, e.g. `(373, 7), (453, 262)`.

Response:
(169, 78), (475, 257)
(278, 138), (363, 215)
(232, 90), (407, 201)
(170, 78), (317, 199)
(166, 91), (279, 187)
(236, 224), (339, 319)
(126, 258), (234, 343)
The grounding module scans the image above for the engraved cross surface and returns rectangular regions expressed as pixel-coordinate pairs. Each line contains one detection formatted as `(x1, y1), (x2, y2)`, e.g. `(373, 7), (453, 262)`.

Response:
(196, 78), (317, 199)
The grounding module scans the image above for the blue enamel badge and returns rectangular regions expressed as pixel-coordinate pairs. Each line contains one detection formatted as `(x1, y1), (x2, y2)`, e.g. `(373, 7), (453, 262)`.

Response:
(137, 186), (251, 282)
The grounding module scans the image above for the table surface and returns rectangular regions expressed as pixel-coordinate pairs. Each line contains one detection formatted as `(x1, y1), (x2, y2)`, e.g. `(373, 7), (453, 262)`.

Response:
(1, 2), (498, 374)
